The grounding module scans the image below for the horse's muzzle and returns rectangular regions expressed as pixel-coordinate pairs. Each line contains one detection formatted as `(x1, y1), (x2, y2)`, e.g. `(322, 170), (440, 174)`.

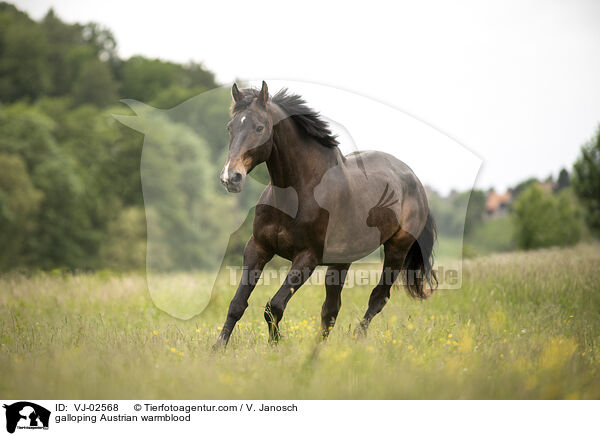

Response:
(220, 169), (245, 193)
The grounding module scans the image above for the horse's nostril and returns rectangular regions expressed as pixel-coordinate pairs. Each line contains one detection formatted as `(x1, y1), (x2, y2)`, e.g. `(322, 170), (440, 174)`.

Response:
(230, 172), (242, 183)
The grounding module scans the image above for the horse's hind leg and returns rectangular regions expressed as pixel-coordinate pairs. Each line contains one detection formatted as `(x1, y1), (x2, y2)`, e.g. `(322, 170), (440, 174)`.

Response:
(356, 230), (415, 336)
(264, 251), (318, 343)
(321, 263), (351, 339)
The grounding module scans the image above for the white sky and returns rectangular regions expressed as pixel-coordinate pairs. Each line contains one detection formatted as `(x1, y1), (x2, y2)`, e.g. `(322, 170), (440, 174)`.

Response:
(17, 0), (600, 192)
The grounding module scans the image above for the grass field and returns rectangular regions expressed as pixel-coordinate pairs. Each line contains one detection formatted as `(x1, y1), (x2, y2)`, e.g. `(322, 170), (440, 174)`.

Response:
(1, 244), (599, 399)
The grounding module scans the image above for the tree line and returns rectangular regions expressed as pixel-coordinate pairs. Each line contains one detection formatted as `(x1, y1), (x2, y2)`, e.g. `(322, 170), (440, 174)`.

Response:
(1, 3), (599, 271)
(0, 3), (238, 271)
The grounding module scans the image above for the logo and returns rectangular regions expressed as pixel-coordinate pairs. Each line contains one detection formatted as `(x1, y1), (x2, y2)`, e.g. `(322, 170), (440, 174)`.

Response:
(3, 402), (50, 434)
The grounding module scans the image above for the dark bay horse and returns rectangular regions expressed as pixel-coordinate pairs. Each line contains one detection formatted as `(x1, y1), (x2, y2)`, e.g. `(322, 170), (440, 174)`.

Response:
(214, 81), (436, 348)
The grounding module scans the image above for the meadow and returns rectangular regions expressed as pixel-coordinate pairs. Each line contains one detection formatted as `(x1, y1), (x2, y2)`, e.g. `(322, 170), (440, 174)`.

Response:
(1, 243), (599, 399)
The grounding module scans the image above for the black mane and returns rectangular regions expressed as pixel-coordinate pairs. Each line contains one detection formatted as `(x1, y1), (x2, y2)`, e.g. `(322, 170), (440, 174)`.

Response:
(232, 87), (339, 148)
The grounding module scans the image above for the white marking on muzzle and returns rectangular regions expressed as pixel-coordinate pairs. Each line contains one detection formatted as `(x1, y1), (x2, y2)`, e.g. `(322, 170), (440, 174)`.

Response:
(222, 160), (231, 182)
(241, 116), (246, 124)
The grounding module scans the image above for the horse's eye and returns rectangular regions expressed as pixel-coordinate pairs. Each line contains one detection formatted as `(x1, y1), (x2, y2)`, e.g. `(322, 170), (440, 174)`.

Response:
(255, 125), (264, 133)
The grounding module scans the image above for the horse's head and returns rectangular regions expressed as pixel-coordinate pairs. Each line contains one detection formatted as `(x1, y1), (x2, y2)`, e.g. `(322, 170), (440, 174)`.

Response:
(220, 81), (274, 193)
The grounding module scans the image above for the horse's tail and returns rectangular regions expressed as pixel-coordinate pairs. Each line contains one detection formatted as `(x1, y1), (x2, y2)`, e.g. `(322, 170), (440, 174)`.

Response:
(401, 212), (438, 299)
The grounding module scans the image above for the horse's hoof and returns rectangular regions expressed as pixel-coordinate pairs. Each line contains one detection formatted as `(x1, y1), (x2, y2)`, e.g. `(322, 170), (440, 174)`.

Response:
(320, 325), (334, 341)
(267, 330), (282, 345)
(353, 325), (368, 339)
(211, 337), (227, 352)
(268, 335), (281, 346)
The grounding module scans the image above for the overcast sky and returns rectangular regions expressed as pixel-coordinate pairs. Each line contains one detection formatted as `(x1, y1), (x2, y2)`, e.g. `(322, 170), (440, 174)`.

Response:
(17, 0), (600, 192)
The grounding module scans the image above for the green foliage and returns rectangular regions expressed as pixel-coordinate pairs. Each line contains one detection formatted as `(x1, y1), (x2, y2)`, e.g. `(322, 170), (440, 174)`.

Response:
(0, 4), (225, 271)
(120, 57), (180, 102)
(0, 3), (50, 101)
(464, 190), (486, 235)
(0, 153), (42, 268)
(511, 177), (539, 199)
(464, 215), (515, 255)
(428, 190), (465, 237)
(0, 101), (142, 269)
(120, 57), (216, 103)
(555, 168), (570, 192)
(71, 58), (117, 106)
(138, 111), (226, 270)
(428, 189), (486, 240)
(0, 3), (215, 106)
(572, 125), (600, 235)
(512, 184), (582, 250)
(99, 206), (146, 270)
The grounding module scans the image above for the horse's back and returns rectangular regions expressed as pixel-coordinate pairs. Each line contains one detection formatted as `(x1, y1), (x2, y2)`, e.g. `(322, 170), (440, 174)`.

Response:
(345, 150), (421, 189)
(313, 150), (429, 262)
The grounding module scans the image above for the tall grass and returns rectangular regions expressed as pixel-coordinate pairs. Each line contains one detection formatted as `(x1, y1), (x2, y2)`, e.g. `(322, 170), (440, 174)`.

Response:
(0, 244), (599, 399)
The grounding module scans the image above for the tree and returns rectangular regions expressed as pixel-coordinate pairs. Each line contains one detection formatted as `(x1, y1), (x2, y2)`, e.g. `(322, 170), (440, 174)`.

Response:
(81, 22), (117, 63)
(572, 125), (600, 235)
(464, 189), (486, 235)
(0, 104), (100, 269)
(133, 112), (233, 271)
(0, 4), (235, 271)
(555, 168), (570, 192)
(0, 153), (43, 268)
(99, 206), (146, 270)
(120, 56), (217, 103)
(512, 184), (582, 250)
(71, 58), (117, 106)
(120, 56), (180, 102)
(41, 8), (86, 96)
(0, 3), (50, 101)
(511, 177), (539, 199)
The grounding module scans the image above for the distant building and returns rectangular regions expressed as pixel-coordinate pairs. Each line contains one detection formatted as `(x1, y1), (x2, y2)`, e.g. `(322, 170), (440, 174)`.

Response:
(485, 189), (512, 217)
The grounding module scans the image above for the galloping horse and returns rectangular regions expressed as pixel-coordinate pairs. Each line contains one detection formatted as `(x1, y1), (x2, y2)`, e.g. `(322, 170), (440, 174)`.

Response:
(214, 81), (437, 348)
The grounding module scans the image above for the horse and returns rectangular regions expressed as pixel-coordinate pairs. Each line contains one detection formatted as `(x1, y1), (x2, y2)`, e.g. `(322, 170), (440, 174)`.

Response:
(213, 81), (437, 349)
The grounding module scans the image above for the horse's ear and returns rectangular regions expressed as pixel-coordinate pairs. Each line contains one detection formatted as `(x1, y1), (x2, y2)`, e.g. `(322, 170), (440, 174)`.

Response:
(232, 83), (243, 102)
(257, 81), (269, 107)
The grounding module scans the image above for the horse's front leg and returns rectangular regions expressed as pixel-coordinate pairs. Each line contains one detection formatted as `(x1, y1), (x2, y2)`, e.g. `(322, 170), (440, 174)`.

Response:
(213, 237), (272, 350)
(264, 251), (318, 344)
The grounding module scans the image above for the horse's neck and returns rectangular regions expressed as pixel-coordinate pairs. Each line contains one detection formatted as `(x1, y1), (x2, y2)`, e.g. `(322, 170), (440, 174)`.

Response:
(266, 117), (341, 194)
